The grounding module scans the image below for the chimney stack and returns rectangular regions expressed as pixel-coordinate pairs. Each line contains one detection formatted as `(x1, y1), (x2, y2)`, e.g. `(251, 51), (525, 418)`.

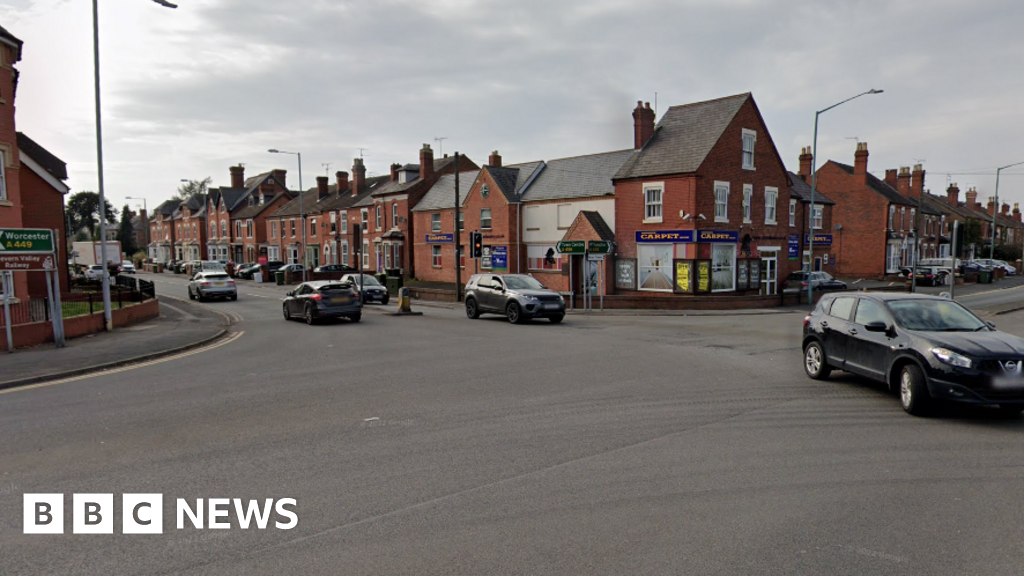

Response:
(798, 146), (813, 178)
(885, 169), (898, 188)
(390, 163), (401, 182)
(965, 187), (978, 209)
(316, 176), (329, 199)
(352, 158), (366, 197)
(336, 171), (349, 194)
(1002, 203), (1011, 216)
(230, 165), (245, 189)
(419, 144), (435, 180)
(633, 101), (655, 150)
(854, 142), (869, 175)
(911, 164), (925, 199)
(987, 197), (997, 216)
(270, 169), (287, 189)
(946, 183), (960, 207)
(896, 166), (911, 196)
(1014, 203), (1021, 222)
(488, 150), (502, 168)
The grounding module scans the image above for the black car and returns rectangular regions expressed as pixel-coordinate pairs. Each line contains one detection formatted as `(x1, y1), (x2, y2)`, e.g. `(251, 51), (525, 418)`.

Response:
(314, 264), (358, 273)
(235, 263), (259, 279)
(802, 292), (1024, 416)
(339, 274), (389, 305)
(784, 271), (847, 292)
(282, 281), (362, 325)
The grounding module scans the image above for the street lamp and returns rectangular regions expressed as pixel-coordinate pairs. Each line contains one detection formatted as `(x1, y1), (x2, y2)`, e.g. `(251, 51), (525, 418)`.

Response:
(991, 161), (1024, 260)
(807, 88), (883, 307)
(93, 0), (177, 330)
(268, 149), (305, 282)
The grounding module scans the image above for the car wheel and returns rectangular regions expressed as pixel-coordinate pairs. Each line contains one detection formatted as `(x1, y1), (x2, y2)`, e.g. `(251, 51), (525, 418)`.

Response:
(283, 304), (291, 320)
(188, 287), (195, 301)
(549, 314), (564, 324)
(382, 295), (390, 306)
(466, 298), (480, 319)
(230, 294), (238, 301)
(350, 313), (361, 323)
(506, 302), (523, 324)
(997, 405), (1023, 418)
(899, 363), (932, 416)
(803, 341), (832, 380)
(304, 305), (316, 325)
(197, 292), (206, 302)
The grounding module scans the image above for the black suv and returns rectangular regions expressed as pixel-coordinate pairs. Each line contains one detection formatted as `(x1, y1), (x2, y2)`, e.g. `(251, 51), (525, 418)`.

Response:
(802, 292), (1024, 416)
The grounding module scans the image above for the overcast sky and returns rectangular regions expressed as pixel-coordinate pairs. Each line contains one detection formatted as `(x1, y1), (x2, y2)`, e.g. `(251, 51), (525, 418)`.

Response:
(4, 0), (1024, 213)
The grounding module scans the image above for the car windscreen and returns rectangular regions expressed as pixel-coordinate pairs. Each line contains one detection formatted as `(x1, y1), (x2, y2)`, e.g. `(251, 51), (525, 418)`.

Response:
(504, 276), (545, 290)
(353, 276), (381, 286)
(887, 300), (987, 332)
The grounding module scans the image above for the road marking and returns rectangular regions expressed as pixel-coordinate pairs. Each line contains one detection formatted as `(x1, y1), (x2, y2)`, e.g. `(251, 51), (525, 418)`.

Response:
(245, 293), (274, 299)
(960, 283), (1024, 300)
(0, 331), (245, 395)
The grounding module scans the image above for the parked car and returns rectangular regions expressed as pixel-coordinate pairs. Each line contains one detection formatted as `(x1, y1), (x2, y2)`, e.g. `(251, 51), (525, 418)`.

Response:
(265, 260), (286, 274)
(464, 273), (565, 324)
(961, 261), (993, 274)
(339, 273), (390, 305)
(282, 281), (362, 324)
(802, 292), (1024, 416)
(118, 261), (136, 274)
(278, 263), (307, 275)
(313, 264), (358, 274)
(972, 258), (1017, 275)
(908, 266), (947, 286)
(188, 271), (237, 301)
(84, 264), (105, 282)
(783, 271), (847, 292)
(235, 263), (259, 279)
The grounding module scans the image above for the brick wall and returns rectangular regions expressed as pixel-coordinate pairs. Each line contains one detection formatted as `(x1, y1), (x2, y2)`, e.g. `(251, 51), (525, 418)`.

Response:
(813, 161), (891, 278)
(19, 164), (68, 294)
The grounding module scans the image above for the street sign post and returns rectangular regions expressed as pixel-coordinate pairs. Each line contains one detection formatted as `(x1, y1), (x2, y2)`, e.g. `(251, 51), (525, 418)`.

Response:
(0, 254), (56, 272)
(556, 240), (585, 254)
(0, 228), (56, 254)
(587, 240), (611, 254)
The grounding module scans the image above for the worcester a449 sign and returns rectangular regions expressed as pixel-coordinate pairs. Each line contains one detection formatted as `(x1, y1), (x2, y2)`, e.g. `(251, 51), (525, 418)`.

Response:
(0, 228), (56, 254)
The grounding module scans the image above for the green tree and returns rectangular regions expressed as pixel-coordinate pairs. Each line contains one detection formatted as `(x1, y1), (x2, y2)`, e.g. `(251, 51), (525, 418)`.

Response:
(66, 191), (117, 241)
(117, 204), (138, 256)
(964, 218), (982, 252)
(171, 177), (212, 202)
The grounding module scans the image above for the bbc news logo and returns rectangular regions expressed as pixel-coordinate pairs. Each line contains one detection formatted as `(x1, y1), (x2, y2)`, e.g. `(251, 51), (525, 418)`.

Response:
(23, 494), (298, 534)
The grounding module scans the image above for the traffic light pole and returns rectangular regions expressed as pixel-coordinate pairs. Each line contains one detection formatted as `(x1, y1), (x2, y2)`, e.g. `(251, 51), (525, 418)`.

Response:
(454, 152), (462, 302)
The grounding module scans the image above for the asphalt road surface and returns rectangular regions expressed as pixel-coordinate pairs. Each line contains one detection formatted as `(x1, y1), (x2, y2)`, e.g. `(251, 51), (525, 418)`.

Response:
(2, 274), (1024, 575)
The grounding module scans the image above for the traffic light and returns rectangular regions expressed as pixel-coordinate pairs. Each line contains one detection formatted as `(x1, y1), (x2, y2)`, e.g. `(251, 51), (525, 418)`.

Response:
(471, 231), (483, 258)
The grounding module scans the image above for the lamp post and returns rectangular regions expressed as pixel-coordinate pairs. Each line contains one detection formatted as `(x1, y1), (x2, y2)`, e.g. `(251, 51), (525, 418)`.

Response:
(991, 161), (1024, 260)
(268, 149), (305, 282)
(808, 88), (883, 307)
(93, 0), (177, 330)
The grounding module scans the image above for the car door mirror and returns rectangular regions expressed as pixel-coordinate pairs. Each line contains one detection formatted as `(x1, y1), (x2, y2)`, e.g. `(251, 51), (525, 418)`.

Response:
(864, 321), (889, 333)
(286, 290), (295, 297)
(987, 321), (996, 329)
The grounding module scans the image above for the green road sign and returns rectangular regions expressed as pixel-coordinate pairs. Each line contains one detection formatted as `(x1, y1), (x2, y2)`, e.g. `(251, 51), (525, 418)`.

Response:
(587, 240), (611, 254)
(0, 228), (55, 254)
(556, 240), (586, 254)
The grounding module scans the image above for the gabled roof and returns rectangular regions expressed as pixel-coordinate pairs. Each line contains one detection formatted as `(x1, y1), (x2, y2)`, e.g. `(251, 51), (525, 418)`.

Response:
(581, 211), (615, 242)
(0, 25), (22, 60)
(481, 161), (544, 204)
(232, 192), (290, 220)
(923, 192), (975, 220)
(155, 199), (178, 217)
(210, 187), (250, 212)
(273, 175), (389, 217)
(412, 171), (480, 212)
(830, 162), (940, 214)
(787, 172), (835, 205)
(521, 150), (633, 202)
(16, 132), (67, 181)
(614, 93), (751, 180)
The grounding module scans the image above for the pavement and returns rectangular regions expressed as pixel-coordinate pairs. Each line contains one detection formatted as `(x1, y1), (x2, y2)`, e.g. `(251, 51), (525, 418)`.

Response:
(0, 295), (230, 389)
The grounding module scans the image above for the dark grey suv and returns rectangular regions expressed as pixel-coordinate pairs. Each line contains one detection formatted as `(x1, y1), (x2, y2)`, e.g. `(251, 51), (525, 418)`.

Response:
(465, 274), (565, 324)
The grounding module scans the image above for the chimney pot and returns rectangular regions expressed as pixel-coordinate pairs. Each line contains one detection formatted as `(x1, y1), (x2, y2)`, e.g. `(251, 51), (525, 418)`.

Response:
(633, 99), (656, 149)
(854, 142), (869, 175)
(336, 171), (349, 195)
(352, 158), (366, 196)
(230, 165), (245, 189)
(488, 150), (502, 168)
(420, 144), (435, 179)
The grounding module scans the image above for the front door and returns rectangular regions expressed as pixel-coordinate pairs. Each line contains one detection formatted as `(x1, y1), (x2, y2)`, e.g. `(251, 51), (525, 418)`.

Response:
(761, 252), (778, 295)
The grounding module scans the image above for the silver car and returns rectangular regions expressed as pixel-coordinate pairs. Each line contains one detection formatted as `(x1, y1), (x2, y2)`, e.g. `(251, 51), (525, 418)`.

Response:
(464, 273), (565, 324)
(188, 271), (238, 301)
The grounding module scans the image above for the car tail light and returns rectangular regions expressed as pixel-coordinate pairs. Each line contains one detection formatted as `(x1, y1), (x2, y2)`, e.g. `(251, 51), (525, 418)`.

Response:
(803, 315), (810, 328)
(200, 282), (211, 287)
(800, 282), (809, 287)
(310, 293), (323, 301)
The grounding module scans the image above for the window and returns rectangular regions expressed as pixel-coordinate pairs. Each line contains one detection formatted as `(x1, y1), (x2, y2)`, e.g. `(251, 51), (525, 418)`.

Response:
(432, 244), (442, 267)
(246, 220), (253, 238)
(558, 204), (575, 228)
(210, 223), (216, 238)
(0, 150), (7, 200)
(480, 208), (492, 230)
(644, 185), (663, 223)
(431, 213), (441, 232)
(889, 205), (896, 230)
(765, 187), (778, 224)
(290, 219), (296, 237)
(362, 240), (369, 268)
(828, 297), (856, 320)
(528, 245), (560, 271)
(910, 209), (916, 231)
(711, 244), (736, 292)
(392, 203), (398, 228)
(458, 210), (464, 230)
(811, 206), (823, 230)
(854, 298), (887, 326)
(271, 221), (278, 239)
(789, 199), (797, 227)
(714, 181), (729, 222)
(310, 218), (316, 237)
(221, 220), (227, 238)
(638, 244), (673, 292)
(742, 184), (752, 223)
(459, 245), (465, 268)
(900, 207), (906, 231)
(330, 212), (337, 233)
(340, 212), (348, 234)
(341, 241), (349, 265)
(375, 205), (382, 230)
(741, 129), (756, 170)
(361, 210), (368, 233)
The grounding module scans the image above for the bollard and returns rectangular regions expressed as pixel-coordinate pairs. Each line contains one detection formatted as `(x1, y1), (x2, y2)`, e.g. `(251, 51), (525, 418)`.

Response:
(391, 286), (423, 316)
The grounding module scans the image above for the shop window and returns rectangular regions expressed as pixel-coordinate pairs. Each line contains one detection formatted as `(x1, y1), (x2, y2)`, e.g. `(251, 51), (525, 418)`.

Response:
(528, 245), (559, 271)
(711, 244), (736, 292)
(638, 244), (673, 292)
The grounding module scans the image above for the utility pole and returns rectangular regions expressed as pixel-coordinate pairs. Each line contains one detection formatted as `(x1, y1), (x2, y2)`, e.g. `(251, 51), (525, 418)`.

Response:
(454, 152), (462, 302)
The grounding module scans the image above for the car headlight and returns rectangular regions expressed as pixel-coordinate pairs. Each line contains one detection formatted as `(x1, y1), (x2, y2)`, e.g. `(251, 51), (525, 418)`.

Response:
(931, 347), (973, 369)
(522, 295), (538, 302)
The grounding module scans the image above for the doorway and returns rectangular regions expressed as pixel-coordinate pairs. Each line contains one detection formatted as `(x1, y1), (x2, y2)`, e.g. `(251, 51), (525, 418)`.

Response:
(760, 250), (778, 295)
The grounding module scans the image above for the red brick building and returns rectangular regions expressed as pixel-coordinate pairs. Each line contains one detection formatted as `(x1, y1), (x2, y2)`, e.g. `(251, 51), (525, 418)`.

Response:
(226, 168), (290, 264)
(174, 194), (208, 261)
(0, 26), (26, 304)
(612, 94), (795, 296)
(148, 200), (177, 263)
(17, 132), (70, 294)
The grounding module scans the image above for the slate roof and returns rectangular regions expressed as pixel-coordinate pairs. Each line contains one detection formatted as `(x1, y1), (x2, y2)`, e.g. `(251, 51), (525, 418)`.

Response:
(786, 171), (835, 205)
(231, 193), (290, 220)
(209, 187), (249, 212)
(923, 192), (976, 221)
(831, 162), (940, 215)
(613, 93), (750, 180)
(521, 150), (633, 202)
(155, 199), (178, 217)
(274, 175), (389, 217)
(581, 211), (615, 242)
(412, 171), (481, 212)
(16, 132), (67, 181)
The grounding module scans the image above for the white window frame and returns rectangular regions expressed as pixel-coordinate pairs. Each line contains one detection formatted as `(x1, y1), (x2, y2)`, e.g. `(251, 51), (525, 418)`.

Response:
(811, 205), (823, 230)
(711, 243), (736, 292)
(271, 221), (278, 239)
(643, 183), (664, 224)
(221, 220), (227, 237)
(742, 184), (752, 224)
(246, 219), (253, 239)
(480, 208), (492, 230)
(340, 212), (348, 234)
(235, 221), (242, 239)
(889, 205), (896, 230)
(741, 129), (756, 170)
(392, 203), (398, 228)
(361, 209), (368, 233)
(375, 205), (382, 230)
(900, 207), (906, 231)
(789, 199), (797, 227)
(362, 240), (369, 268)
(330, 212), (337, 233)
(714, 181), (730, 223)
(341, 241), (349, 265)
(290, 219), (296, 237)
(431, 213), (442, 232)
(764, 187), (778, 225)
(310, 217), (317, 237)
(432, 244), (442, 267)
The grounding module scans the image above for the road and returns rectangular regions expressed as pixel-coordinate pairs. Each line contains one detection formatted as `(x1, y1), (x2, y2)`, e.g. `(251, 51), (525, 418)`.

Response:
(2, 273), (1024, 575)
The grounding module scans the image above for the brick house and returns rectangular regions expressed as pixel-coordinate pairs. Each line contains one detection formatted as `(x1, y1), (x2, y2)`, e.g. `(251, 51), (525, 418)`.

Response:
(148, 200), (177, 263)
(226, 169), (291, 264)
(612, 94), (795, 296)
(787, 165), (836, 276)
(174, 194), (208, 261)
(810, 144), (940, 278)
(205, 165), (249, 262)
(0, 25), (26, 305)
(17, 132), (70, 295)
